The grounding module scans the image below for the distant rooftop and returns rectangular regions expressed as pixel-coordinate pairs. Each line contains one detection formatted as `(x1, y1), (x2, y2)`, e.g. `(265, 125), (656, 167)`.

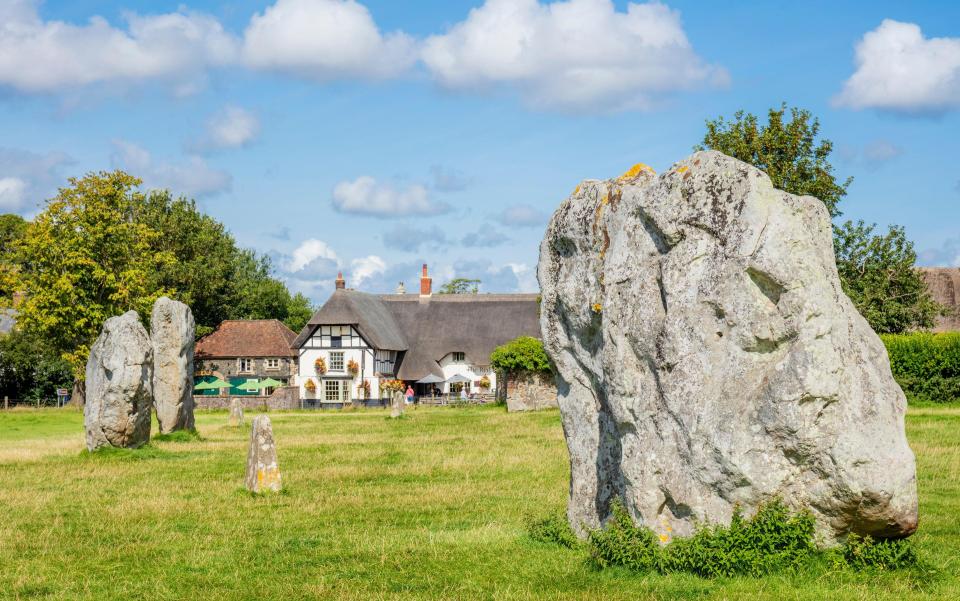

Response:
(196, 319), (297, 358)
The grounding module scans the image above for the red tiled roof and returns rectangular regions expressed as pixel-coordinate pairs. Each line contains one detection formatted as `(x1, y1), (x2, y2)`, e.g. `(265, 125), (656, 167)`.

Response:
(195, 320), (297, 358)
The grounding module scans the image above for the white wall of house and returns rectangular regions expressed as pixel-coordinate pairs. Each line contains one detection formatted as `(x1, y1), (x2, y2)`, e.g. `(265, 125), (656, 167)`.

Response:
(297, 325), (383, 402)
(438, 352), (495, 394)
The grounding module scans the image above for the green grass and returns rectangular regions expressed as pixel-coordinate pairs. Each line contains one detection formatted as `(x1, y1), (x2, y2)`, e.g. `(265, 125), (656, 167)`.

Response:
(0, 404), (958, 600)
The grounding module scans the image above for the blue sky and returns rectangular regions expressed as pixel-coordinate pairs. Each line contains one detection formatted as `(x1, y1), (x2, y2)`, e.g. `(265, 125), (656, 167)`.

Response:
(1, 0), (959, 302)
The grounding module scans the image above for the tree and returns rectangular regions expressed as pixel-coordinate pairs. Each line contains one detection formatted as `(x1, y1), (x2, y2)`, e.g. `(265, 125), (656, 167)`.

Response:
(438, 278), (481, 294)
(490, 336), (552, 374)
(0, 329), (72, 402)
(834, 221), (939, 333)
(698, 104), (937, 333)
(696, 103), (850, 217)
(12, 171), (172, 378)
(0, 214), (26, 299)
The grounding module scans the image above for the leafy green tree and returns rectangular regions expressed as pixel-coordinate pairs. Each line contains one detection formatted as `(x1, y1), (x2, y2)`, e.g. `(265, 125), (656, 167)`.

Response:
(696, 103), (850, 217)
(834, 221), (939, 333)
(438, 278), (481, 294)
(490, 336), (552, 374)
(0, 214), (26, 299)
(699, 104), (937, 333)
(0, 329), (72, 402)
(12, 171), (173, 378)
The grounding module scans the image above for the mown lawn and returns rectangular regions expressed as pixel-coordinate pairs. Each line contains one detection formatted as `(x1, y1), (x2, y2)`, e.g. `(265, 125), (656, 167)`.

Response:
(0, 405), (958, 600)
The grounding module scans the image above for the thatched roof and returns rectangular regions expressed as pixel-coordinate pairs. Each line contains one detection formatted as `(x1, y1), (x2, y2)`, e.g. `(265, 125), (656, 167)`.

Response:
(918, 267), (960, 332)
(196, 319), (297, 358)
(293, 291), (542, 380)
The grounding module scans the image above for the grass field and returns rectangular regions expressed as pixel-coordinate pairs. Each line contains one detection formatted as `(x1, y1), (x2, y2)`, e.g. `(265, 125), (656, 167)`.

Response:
(1, 405), (958, 600)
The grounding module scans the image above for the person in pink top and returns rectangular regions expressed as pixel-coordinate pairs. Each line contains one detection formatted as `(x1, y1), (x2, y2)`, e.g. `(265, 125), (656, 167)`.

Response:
(404, 385), (414, 404)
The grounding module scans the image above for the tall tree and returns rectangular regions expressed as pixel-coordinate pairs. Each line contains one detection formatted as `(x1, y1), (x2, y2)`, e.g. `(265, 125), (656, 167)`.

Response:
(0, 214), (26, 299)
(699, 104), (938, 333)
(12, 171), (173, 378)
(438, 278), (481, 294)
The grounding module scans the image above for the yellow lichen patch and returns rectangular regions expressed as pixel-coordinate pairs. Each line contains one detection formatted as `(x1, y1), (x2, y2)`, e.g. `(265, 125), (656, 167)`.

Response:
(592, 303), (602, 314)
(572, 183), (581, 196)
(617, 163), (655, 182)
(676, 166), (689, 174)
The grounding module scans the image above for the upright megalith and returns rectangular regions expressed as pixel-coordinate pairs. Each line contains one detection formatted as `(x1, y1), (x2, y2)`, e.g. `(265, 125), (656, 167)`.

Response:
(84, 311), (154, 451)
(151, 297), (196, 434)
(229, 398), (244, 428)
(538, 151), (918, 545)
(390, 390), (404, 418)
(245, 415), (282, 493)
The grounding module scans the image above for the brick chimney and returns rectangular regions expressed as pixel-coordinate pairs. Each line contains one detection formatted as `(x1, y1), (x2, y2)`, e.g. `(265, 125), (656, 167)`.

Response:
(335, 272), (345, 290)
(419, 264), (432, 297)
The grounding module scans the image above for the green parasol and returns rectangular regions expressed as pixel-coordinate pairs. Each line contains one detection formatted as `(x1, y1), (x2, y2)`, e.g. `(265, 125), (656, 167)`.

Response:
(236, 380), (264, 391)
(194, 378), (229, 391)
(260, 377), (284, 388)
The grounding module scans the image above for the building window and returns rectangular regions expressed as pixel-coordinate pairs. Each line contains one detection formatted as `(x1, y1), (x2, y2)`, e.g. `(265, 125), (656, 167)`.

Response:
(324, 380), (350, 402)
(238, 358), (253, 373)
(331, 336), (342, 348)
(452, 352), (466, 363)
(329, 352), (345, 372)
(265, 358), (280, 370)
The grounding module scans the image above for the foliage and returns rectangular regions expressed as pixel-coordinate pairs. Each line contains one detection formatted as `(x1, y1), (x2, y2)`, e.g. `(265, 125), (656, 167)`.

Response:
(490, 336), (552, 374)
(696, 103), (850, 217)
(381, 379), (404, 394)
(313, 357), (327, 375)
(881, 332), (960, 403)
(699, 105), (939, 334)
(0, 214), (26, 299)
(833, 534), (919, 571)
(438, 278), (480, 294)
(835, 221), (940, 333)
(303, 378), (316, 393)
(528, 511), (580, 549)
(10, 172), (173, 378)
(0, 328), (73, 401)
(589, 499), (817, 578)
(478, 375), (491, 390)
(357, 380), (371, 399)
(347, 359), (359, 376)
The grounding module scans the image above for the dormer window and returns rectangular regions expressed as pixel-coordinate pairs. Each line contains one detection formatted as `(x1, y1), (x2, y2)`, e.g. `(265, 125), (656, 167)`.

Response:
(452, 352), (466, 363)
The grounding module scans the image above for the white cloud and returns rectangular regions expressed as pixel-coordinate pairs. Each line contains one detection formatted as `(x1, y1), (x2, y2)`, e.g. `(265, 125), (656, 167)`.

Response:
(382, 224), (450, 252)
(0, 1), (237, 94)
(350, 255), (387, 287)
(111, 140), (231, 198)
(287, 238), (339, 272)
(0, 177), (27, 211)
(242, 0), (416, 80)
(421, 0), (726, 112)
(863, 139), (903, 163)
(497, 203), (549, 227)
(192, 106), (261, 152)
(332, 176), (450, 217)
(835, 20), (960, 113)
(461, 228), (510, 247)
(918, 237), (960, 267)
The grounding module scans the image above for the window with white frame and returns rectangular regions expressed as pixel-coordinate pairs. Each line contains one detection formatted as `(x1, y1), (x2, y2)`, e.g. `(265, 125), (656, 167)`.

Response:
(329, 352), (345, 372)
(324, 380), (349, 402)
(265, 358), (280, 370)
(452, 352), (466, 363)
(237, 358), (253, 373)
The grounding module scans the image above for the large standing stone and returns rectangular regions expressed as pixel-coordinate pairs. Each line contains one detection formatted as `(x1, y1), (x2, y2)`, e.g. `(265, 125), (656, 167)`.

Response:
(84, 311), (154, 451)
(245, 415), (282, 493)
(538, 151), (918, 545)
(151, 297), (196, 434)
(390, 390), (406, 418)
(229, 398), (245, 428)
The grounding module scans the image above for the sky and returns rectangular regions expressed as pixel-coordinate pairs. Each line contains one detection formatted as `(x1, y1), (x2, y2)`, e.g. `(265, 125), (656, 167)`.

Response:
(1, 0), (959, 303)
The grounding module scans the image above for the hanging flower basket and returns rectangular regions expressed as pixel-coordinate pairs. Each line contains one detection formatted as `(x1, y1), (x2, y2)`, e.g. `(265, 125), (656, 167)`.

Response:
(479, 375), (491, 390)
(347, 359), (360, 376)
(314, 357), (327, 375)
(357, 380), (371, 399)
(304, 378), (316, 393)
(381, 379), (404, 394)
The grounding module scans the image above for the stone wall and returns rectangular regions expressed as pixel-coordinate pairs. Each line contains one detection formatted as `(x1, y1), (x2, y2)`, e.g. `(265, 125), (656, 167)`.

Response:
(194, 386), (300, 410)
(919, 267), (960, 332)
(503, 371), (557, 412)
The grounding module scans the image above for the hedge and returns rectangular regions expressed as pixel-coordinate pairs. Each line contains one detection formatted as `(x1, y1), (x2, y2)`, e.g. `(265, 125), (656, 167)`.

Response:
(881, 332), (960, 404)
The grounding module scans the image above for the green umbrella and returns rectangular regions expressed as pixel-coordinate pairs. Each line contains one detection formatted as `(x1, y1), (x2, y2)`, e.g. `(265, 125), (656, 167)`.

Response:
(260, 377), (284, 388)
(236, 380), (264, 391)
(194, 378), (229, 391)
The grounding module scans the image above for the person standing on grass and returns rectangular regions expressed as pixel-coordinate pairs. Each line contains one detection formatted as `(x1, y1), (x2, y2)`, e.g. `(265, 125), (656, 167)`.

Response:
(405, 385), (414, 405)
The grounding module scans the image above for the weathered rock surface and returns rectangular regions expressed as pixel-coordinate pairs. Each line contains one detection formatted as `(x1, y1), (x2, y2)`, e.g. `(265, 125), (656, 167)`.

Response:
(245, 415), (282, 493)
(390, 391), (404, 418)
(84, 311), (154, 451)
(538, 151), (918, 545)
(229, 398), (244, 427)
(151, 297), (196, 434)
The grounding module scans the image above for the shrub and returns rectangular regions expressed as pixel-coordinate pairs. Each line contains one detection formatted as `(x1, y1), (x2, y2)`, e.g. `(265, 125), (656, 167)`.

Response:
(834, 533), (919, 571)
(490, 336), (552, 374)
(528, 512), (580, 549)
(588, 499), (817, 578)
(881, 332), (960, 403)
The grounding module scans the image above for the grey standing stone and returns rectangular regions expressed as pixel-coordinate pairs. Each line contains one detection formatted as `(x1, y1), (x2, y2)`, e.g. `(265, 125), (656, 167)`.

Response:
(390, 390), (404, 418)
(538, 151), (918, 545)
(84, 311), (153, 451)
(245, 415), (281, 493)
(151, 297), (196, 434)
(229, 398), (244, 428)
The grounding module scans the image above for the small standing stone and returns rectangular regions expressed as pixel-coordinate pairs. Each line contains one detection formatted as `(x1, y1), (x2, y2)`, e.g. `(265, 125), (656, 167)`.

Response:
(229, 398), (244, 428)
(84, 311), (153, 451)
(245, 415), (281, 493)
(390, 390), (404, 418)
(151, 297), (196, 434)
